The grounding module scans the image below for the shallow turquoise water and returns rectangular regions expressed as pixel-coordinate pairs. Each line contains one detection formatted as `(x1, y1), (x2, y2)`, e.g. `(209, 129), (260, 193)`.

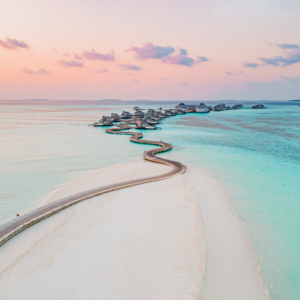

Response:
(1, 103), (299, 299)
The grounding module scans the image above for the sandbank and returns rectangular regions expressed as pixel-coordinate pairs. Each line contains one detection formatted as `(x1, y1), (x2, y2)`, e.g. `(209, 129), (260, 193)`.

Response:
(0, 160), (268, 299)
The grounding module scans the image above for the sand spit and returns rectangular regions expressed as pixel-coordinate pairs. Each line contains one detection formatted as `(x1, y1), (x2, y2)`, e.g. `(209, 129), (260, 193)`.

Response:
(0, 161), (204, 300)
(0, 161), (268, 300)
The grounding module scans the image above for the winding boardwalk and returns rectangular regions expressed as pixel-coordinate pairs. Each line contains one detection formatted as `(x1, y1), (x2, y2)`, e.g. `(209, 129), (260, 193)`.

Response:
(0, 124), (186, 247)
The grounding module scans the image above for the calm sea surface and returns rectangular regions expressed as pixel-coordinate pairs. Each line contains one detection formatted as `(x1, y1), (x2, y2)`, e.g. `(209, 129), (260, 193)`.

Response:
(1, 102), (299, 299)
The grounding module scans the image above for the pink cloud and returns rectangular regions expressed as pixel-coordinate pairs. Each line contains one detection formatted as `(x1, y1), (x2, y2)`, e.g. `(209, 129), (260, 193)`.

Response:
(23, 68), (51, 74)
(0, 37), (29, 50)
(58, 60), (84, 67)
(52, 48), (59, 53)
(94, 68), (109, 73)
(118, 64), (142, 71)
(82, 49), (115, 61)
(161, 55), (197, 66)
(125, 42), (174, 60)
(64, 52), (82, 59)
(126, 42), (208, 67)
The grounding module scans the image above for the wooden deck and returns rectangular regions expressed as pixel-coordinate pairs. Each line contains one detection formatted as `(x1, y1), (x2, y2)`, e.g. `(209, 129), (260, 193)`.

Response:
(0, 125), (186, 247)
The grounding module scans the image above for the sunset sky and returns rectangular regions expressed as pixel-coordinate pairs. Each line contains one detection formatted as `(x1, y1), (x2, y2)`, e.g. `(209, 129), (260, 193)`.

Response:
(1, 0), (300, 100)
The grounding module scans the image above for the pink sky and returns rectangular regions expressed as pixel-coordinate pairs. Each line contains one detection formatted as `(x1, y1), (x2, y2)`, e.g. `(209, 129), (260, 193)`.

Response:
(1, 0), (300, 100)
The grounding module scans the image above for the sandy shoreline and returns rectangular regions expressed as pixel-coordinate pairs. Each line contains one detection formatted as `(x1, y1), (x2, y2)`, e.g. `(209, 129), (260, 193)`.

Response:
(0, 161), (268, 299)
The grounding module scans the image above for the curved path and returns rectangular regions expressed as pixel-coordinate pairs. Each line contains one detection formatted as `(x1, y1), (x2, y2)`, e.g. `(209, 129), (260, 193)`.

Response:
(0, 125), (186, 247)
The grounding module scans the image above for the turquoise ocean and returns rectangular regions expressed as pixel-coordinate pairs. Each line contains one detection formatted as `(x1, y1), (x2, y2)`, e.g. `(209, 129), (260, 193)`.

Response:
(1, 101), (299, 299)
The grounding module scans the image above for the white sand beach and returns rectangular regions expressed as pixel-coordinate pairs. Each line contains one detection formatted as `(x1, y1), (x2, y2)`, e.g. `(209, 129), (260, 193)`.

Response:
(0, 161), (268, 300)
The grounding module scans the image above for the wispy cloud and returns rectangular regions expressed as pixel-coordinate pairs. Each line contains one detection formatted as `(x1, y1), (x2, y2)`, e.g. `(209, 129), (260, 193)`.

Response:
(160, 77), (168, 81)
(0, 37), (29, 50)
(23, 68), (51, 74)
(225, 70), (243, 75)
(125, 42), (175, 60)
(94, 68), (108, 73)
(162, 54), (197, 66)
(64, 52), (82, 59)
(197, 56), (209, 62)
(277, 43), (300, 50)
(82, 49), (115, 61)
(258, 43), (300, 67)
(177, 81), (189, 86)
(279, 76), (300, 83)
(118, 64), (142, 71)
(52, 47), (59, 53)
(125, 42), (208, 67)
(259, 51), (300, 66)
(243, 62), (259, 68)
(58, 60), (84, 67)
(132, 79), (140, 83)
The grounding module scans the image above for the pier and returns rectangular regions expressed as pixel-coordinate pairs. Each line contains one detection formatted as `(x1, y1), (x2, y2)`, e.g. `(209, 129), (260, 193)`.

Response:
(0, 125), (186, 247)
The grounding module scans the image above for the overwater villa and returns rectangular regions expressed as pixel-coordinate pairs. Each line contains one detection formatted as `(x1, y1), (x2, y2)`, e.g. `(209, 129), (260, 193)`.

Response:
(232, 104), (243, 109)
(212, 103), (226, 111)
(195, 103), (210, 113)
(111, 113), (121, 122)
(135, 118), (157, 130)
(251, 104), (265, 109)
(121, 111), (133, 119)
(91, 116), (113, 127)
(163, 109), (175, 116)
(175, 108), (186, 115)
(175, 102), (210, 113)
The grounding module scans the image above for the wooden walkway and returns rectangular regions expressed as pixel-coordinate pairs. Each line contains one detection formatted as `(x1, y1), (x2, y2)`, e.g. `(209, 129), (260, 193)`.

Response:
(0, 125), (186, 247)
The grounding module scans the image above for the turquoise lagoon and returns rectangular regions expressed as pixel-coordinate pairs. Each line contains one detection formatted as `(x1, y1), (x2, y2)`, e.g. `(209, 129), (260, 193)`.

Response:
(0, 103), (299, 299)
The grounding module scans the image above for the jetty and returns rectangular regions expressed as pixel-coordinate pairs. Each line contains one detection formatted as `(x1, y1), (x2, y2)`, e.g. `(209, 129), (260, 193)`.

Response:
(0, 125), (186, 247)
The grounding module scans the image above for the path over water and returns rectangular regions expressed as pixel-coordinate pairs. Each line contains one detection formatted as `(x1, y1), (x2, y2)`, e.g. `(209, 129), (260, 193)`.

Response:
(0, 125), (186, 246)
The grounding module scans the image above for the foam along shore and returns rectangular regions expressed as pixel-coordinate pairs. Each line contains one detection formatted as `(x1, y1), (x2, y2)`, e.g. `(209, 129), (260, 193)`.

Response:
(0, 161), (268, 300)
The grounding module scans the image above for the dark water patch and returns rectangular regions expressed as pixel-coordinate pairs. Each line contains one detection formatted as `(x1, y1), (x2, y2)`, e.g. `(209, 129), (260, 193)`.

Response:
(176, 117), (238, 131)
(237, 123), (300, 139)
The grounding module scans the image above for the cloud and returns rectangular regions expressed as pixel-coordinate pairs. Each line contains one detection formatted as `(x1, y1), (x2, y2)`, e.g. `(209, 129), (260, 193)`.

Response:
(279, 76), (300, 83)
(197, 56), (209, 62)
(277, 43), (300, 50)
(0, 37), (29, 50)
(94, 68), (108, 73)
(160, 77), (168, 81)
(259, 51), (300, 66)
(132, 79), (140, 83)
(23, 68), (51, 74)
(58, 60), (84, 67)
(258, 42), (300, 67)
(125, 42), (207, 67)
(180, 48), (188, 55)
(125, 42), (175, 60)
(73, 53), (82, 59)
(177, 81), (189, 86)
(161, 55), (195, 66)
(64, 52), (82, 59)
(52, 48), (59, 53)
(82, 49), (115, 61)
(118, 64), (142, 71)
(225, 70), (243, 75)
(243, 62), (259, 68)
